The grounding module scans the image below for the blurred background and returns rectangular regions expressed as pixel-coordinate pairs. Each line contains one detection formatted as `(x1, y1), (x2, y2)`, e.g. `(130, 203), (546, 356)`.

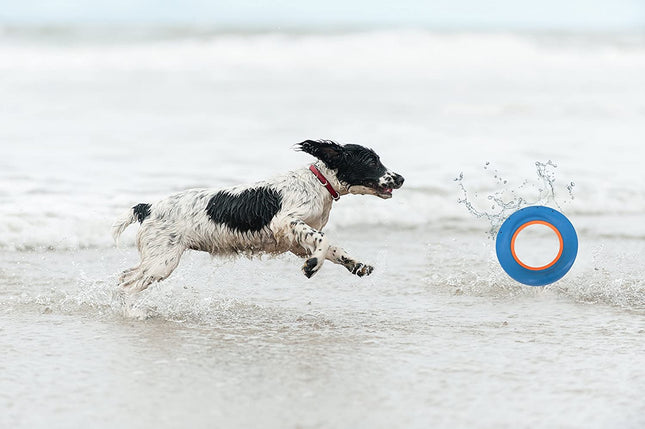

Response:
(2, 0), (644, 29)
(1, 0), (644, 248)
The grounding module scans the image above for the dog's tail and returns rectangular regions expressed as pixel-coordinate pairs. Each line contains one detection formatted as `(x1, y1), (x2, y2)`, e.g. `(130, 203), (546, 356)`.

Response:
(112, 203), (151, 247)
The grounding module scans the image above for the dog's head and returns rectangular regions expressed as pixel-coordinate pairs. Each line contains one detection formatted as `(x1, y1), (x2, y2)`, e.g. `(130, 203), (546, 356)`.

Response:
(296, 139), (404, 199)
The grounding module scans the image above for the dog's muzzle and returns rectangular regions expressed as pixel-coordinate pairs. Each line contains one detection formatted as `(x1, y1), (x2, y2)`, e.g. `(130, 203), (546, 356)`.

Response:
(375, 172), (405, 199)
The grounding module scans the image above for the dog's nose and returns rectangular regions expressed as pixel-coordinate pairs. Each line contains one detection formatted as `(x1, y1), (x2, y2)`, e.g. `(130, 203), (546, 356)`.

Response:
(393, 174), (405, 188)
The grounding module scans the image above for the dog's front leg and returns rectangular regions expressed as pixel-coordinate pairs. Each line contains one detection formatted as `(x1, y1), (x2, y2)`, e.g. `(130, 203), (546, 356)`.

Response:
(286, 219), (330, 278)
(326, 245), (374, 277)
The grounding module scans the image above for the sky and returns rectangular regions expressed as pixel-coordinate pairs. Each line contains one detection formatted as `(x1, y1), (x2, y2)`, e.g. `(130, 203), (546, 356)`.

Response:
(0, 0), (644, 30)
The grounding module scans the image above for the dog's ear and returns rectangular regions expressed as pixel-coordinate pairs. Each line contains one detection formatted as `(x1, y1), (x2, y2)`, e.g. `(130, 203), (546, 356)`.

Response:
(296, 140), (345, 168)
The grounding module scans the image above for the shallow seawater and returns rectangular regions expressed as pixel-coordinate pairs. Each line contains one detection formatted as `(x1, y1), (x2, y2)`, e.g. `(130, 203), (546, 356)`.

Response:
(1, 28), (645, 428)
(1, 228), (644, 429)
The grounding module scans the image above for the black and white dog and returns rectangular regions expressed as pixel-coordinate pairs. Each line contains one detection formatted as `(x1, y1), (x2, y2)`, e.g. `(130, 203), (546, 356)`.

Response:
(113, 140), (404, 292)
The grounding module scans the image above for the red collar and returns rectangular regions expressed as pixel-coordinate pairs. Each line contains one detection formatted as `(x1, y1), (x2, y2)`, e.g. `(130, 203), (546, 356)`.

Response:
(309, 164), (340, 201)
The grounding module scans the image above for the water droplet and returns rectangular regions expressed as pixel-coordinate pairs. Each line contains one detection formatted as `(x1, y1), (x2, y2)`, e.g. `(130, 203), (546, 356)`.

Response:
(456, 160), (574, 238)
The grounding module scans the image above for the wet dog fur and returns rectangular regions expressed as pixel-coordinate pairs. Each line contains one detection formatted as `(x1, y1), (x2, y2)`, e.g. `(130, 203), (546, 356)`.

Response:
(112, 140), (404, 293)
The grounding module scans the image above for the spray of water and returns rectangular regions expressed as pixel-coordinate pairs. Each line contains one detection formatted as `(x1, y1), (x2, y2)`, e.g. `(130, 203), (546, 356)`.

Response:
(455, 161), (575, 238)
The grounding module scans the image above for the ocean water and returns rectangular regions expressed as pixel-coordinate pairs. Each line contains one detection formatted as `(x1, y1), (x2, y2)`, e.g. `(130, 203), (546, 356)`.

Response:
(0, 28), (644, 428)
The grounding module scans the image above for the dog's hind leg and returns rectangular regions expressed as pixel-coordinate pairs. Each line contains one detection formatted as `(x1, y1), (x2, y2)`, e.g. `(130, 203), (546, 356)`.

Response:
(285, 219), (330, 278)
(129, 245), (186, 293)
(119, 266), (143, 288)
(326, 246), (374, 277)
(119, 227), (186, 292)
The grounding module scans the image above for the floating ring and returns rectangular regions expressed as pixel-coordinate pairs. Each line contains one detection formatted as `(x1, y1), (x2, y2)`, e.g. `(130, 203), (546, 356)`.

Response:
(496, 206), (578, 286)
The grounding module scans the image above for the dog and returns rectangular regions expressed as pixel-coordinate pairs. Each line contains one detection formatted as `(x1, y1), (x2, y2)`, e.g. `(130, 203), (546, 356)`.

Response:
(112, 140), (404, 292)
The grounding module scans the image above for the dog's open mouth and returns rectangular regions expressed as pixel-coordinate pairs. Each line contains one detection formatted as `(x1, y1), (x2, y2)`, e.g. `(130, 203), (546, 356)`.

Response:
(347, 183), (400, 199)
(375, 187), (394, 199)
(372, 186), (394, 199)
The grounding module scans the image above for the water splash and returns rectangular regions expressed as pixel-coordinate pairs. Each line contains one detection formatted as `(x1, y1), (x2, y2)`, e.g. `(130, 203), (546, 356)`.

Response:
(455, 161), (575, 238)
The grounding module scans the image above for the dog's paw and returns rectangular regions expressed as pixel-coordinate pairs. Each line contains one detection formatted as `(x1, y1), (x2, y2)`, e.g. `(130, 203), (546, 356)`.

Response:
(302, 257), (320, 278)
(351, 263), (374, 277)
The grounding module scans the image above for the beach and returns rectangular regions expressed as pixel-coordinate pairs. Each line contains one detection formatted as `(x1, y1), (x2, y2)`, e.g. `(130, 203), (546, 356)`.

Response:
(1, 28), (644, 428)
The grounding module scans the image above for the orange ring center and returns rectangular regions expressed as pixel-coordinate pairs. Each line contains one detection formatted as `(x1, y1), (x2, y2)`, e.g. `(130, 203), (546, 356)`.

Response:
(510, 220), (564, 271)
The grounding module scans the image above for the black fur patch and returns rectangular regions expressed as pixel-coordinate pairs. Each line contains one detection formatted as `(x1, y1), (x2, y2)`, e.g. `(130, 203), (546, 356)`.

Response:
(303, 257), (318, 278)
(206, 187), (282, 232)
(334, 144), (387, 189)
(297, 140), (392, 190)
(132, 203), (151, 223)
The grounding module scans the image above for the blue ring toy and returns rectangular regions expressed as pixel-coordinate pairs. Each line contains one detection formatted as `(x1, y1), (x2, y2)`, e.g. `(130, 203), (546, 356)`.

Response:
(496, 206), (577, 286)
